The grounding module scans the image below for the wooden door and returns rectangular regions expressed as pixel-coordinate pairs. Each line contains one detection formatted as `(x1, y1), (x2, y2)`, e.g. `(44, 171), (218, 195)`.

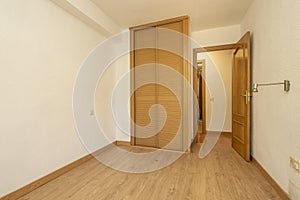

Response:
(192, 59), (200, 142)
(156, 21), (184, 150)
(200, 61), (206, 140)
(232, 32), (251, 161)
(194, 60), (206, 143)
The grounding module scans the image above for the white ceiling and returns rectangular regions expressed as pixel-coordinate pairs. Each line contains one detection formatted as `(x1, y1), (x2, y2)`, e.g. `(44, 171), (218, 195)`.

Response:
(91, 0), (253, 31)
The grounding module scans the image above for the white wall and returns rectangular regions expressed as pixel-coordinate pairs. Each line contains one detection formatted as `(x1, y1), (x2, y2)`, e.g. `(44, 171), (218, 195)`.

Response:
(0, 0), (107, 197)
(192, 25), (240, 133)
(50, 0), (121, 36)
(95, 54), (130, 142)
(241, 0), (300, 198)
(191, 25), (241, 47)
(197, 50), (233, 132)
(208, 51), (232, 132)
(114, 55), (131, 141)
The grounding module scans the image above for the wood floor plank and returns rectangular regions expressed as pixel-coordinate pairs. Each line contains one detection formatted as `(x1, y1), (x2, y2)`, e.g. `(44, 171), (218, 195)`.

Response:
(19, 134), (282, 200)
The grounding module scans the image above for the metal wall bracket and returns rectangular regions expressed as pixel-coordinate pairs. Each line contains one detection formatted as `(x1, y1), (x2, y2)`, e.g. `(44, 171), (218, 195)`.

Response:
(252, 80), (290, 92)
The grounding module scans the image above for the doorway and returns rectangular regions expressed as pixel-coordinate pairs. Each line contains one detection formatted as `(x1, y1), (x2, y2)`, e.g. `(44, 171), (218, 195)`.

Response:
(193, 32), (251, 161)
(193, 44), (239, 144)
(193, 59), (206, 143)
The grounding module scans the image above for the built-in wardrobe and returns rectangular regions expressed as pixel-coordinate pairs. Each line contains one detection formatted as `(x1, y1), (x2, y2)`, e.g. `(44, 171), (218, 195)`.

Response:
(130, 16), (191, 151)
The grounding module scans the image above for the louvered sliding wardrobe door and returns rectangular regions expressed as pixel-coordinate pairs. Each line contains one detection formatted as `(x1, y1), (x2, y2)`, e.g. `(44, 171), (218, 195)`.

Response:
(133, 27), (158, 147)
(131, 16), (190, 151)
(156, 21), (183, 150)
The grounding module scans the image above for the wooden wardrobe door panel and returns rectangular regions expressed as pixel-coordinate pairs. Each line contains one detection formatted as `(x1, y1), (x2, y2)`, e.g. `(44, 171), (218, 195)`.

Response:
(156, 22), (183, 59)
(156, 21), (184, 150)
(156, 91), (182, 150)
(134, 27), (156, 49)
(134, 27), (157, 147)
(130, 16), (190, 151)
(134, 95), (157, 147)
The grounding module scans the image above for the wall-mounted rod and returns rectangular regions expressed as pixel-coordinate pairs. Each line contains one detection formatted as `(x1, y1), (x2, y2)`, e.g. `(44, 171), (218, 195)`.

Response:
(252, 80), (290, 92)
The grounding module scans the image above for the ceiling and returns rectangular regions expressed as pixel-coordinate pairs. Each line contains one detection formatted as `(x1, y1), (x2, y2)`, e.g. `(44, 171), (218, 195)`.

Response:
(91, 0), (253, 31)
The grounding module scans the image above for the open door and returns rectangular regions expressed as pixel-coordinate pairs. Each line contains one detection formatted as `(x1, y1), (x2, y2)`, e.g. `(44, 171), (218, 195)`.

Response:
(193, 59), (206, 143)
(232, 32), (251, 161)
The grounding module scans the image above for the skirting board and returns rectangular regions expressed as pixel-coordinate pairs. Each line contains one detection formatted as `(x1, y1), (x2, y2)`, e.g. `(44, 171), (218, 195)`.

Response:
(120, 140), (192, 153)
(192, 133), (198, 144)
(200, 131), (232, 143)
(114, 140), (131, 146)
(1, 143), (115, 200)
(252, 157), (290, 200)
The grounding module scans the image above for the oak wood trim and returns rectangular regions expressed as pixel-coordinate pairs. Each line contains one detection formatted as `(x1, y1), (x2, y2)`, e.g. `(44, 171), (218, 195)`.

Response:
(200, 60), (206, 138)
(130, 29), (136, 146)
(192, 133), (198, 144)
(115, 141), (131, 146)
(245, 31), (252, 162)
(193, 59), (206, 143)
(194, 43), (242, 53)
(129, 15), (189, 31)
(192, 49), (199, 143)
(182, 17), (191, 152)
(252, 157), (291, 200)
(1, 143), (114, 200)
(199, 132), (232, 143)
(221, 131), (232, 136)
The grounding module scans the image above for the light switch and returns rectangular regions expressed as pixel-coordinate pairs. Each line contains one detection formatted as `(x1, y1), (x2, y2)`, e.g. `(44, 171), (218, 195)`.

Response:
(89, 110), (94, 116)
(290, 157), (300, 173)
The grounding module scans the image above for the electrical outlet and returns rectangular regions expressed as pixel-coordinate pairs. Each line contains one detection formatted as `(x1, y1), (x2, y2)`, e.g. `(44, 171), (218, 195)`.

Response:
(290, 157), (300, 173)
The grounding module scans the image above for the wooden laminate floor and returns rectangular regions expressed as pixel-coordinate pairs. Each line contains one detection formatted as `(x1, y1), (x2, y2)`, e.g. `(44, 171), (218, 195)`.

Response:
(19, 134), (281, 200)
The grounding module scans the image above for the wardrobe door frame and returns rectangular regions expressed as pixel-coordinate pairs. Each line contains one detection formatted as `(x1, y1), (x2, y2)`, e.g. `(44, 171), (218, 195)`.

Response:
(130, 16), (191, 151)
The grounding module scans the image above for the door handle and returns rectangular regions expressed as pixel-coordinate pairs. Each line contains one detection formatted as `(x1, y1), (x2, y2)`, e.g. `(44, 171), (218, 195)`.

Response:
(240, 90), (251, 105)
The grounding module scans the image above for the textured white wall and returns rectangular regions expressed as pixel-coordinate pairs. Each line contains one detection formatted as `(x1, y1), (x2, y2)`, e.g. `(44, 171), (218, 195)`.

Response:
(95, 53), (130, 142)
(51, 0), (121, 35)
(197, 50), (233, 132)
(0, 0), (107, 197)
(191, 25), (241, 47)
(114, 54), (131, 141)
(208, 51), (232, 132)
(241, 0), (300, 197)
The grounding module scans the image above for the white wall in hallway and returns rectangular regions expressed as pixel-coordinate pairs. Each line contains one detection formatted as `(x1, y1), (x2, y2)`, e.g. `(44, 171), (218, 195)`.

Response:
(197, 50), (233, 132)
